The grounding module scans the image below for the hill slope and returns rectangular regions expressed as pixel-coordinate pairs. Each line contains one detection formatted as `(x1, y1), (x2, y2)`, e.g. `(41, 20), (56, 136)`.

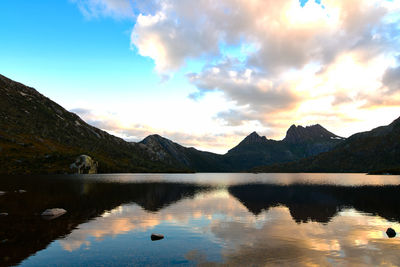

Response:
(139, 134), (229, 172)
(0, 74), (186, 174)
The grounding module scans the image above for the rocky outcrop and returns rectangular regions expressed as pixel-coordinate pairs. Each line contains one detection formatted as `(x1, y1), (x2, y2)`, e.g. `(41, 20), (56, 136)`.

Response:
(283, 124), (344, 143)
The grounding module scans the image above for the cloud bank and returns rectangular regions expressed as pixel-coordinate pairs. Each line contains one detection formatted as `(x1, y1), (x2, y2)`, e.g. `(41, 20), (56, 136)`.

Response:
(73, 0), (400, 149)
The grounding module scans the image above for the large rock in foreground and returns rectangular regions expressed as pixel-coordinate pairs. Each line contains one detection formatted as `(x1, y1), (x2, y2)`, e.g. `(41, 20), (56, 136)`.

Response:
(70, 155), (98, 174)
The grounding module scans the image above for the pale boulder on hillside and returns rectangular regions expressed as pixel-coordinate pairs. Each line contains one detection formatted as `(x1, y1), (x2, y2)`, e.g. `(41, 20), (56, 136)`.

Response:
(70, 155), (98, 174)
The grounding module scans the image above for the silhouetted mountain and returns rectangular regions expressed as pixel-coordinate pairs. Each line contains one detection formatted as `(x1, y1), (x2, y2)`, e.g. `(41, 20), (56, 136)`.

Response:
(238, 131), (268, 145)
(223, 125), (344, 171)
(283, 124), (342, 143)
(0, 74), (187, 174)
(254, 116), (400, 173)
(139, 125), (344, 172)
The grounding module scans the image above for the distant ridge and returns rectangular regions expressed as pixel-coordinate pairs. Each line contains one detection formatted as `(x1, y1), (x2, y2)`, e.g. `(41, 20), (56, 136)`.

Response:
(254, 116), (400, 174)
(224, 124), (344, 171)
(283, 124), (343, 143)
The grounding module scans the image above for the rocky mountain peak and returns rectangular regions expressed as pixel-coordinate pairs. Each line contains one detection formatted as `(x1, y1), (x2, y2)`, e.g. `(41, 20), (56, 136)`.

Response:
(141, 134), (163, 144)
(283, 124), (341, 143)
(140, 134), (176, 151)
(241, 131), (267, 145)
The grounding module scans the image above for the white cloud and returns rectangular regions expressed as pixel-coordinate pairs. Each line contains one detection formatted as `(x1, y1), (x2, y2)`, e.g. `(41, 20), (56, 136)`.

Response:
(128, 0), (400, 137)
(130, 0), (399, 71)
(71, 0), (135, 19)
(73, 0), (400, 145)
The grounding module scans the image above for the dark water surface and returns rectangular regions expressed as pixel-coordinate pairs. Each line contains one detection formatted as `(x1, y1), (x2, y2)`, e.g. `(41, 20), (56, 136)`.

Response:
(1, 173), (400, 266)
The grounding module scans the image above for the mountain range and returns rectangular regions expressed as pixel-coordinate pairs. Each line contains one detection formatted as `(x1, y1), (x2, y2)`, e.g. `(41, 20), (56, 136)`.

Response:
(253, 116), (400, 174)
(1, 74), (399, 174)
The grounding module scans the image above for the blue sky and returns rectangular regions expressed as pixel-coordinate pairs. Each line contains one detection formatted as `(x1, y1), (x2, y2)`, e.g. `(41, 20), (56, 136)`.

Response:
(1, 0), (170, 101)
(1, 0), (400, 153)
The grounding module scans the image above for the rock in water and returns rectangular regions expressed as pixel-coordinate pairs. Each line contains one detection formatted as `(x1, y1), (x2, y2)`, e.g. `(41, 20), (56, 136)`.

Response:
(41, 208), (67, 220)
(151, 233), (164, 241)
(386, 228), (396, 238)
(0, 213), (8, 217)
(0, 191), (5, 196)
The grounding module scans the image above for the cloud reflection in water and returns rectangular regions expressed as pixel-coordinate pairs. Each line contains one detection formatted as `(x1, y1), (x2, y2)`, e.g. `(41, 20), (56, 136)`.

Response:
(57, 188), (400, 266)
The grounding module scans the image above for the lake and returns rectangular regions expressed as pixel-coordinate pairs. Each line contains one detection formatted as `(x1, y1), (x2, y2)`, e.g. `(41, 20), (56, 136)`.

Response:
(1, 173), (400, 266)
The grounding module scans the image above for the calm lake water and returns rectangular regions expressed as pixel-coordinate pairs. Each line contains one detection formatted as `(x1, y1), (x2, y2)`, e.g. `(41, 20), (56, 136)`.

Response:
(1, 173), (400, 266)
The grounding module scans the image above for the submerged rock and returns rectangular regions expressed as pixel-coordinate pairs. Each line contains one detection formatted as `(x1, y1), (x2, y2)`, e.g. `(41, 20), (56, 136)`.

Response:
(17, 189), (26, 193)
(151, 233), (164, 241)
(0, 213), (8, 217)
(386, 228), (396, 238)
(0, 191), (5, 196)
(41, 208), (67, 220)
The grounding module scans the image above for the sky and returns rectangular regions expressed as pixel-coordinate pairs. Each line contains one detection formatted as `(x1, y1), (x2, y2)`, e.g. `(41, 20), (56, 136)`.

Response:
(1, 0), (400, 153)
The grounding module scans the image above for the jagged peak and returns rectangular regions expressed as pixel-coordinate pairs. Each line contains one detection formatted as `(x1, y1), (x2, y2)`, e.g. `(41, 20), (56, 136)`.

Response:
(249, 131), (260, 137)
(239, 131), (267, 145)
(226, 131), (268, 154)
(284, 123), (340, 143)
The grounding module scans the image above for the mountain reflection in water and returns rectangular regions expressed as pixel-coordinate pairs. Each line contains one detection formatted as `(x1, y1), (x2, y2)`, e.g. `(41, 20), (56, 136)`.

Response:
(0, 173), (399, 266)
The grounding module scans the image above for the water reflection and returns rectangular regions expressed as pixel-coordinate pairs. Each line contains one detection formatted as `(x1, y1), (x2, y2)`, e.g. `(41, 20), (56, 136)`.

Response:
(206, 207), (400, 266)
(229, 184), (400, 223)
(0, 174), (399, 266)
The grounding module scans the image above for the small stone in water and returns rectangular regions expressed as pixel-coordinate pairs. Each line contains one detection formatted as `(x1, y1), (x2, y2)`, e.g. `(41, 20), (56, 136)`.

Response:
(41, 208), (67, 220)
(386, 228), (396, 238)
(151, 233), (164, 241)
(0, 191), (5, 196)
(0, 213), (8, 217)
